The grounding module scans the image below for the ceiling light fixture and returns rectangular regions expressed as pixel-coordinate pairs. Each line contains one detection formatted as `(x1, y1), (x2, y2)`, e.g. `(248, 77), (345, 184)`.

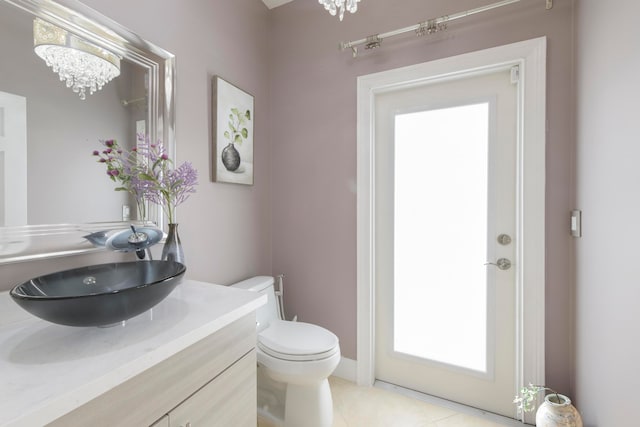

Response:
(33, 18), (120, 100)
(319, 0), (361, 21)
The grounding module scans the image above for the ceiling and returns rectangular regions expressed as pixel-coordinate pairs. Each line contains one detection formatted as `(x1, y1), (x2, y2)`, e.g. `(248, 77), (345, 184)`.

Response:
(262, 0), (295, 9)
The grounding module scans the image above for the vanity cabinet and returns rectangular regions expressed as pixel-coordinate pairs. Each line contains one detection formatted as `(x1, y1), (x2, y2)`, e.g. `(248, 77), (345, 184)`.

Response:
(46, 314), (257, 427)
(167, 350), (256, 426)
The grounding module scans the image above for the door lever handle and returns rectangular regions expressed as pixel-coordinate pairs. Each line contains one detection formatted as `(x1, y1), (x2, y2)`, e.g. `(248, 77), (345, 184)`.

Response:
(484, 258), (511, 271)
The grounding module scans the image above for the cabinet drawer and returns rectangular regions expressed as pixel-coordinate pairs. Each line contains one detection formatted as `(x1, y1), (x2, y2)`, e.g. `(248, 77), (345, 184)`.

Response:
(169, 349), (256, 427)
(47, 313), (256, 427)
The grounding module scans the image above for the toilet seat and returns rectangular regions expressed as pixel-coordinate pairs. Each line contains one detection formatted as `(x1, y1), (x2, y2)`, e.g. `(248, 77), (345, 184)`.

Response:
(258, 320), (339, 362)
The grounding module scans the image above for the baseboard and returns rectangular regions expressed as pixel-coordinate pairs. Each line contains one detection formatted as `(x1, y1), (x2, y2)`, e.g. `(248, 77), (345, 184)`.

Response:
(332, 357), (357, 383)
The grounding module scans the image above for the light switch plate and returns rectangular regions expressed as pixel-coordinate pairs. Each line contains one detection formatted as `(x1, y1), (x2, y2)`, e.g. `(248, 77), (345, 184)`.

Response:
(570, 209), (581, 238)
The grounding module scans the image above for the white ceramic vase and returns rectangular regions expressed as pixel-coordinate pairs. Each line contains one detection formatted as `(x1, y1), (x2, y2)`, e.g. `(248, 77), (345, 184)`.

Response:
(536, 393), (583, 427)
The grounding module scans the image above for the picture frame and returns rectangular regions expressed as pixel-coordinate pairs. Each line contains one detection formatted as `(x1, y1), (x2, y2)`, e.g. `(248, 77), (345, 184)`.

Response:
(212, 76), (254, 185)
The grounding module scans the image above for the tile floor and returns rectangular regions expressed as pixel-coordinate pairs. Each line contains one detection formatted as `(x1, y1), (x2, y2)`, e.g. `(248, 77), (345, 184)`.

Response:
(258, 377), (522, 427)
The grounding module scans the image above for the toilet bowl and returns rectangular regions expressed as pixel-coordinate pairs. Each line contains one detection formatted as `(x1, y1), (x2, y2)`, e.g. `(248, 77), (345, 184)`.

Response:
(231, 276), (340, 427)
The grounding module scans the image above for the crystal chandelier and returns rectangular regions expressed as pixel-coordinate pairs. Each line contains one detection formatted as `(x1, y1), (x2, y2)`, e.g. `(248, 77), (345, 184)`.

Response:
(319, 0), (361, 21)
(33, 18), (120, 100)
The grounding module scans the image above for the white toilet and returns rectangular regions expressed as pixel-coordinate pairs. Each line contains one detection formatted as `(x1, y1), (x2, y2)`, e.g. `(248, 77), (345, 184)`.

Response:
(231, 276), (340, 427)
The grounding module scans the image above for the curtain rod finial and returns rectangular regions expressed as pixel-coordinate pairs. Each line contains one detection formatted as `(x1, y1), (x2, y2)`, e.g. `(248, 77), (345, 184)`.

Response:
(339, 41), (358, 58)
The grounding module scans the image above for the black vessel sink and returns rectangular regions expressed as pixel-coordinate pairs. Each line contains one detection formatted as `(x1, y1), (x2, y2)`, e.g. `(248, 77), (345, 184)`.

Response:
(10, 261), (186, 327)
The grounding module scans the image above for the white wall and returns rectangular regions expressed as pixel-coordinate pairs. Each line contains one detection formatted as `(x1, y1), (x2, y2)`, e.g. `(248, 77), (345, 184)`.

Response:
(575, 0), (640, 425)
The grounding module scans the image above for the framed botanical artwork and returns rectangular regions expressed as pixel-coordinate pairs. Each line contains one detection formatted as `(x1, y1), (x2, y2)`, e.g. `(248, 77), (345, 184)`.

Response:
(212, 76), (254, 185)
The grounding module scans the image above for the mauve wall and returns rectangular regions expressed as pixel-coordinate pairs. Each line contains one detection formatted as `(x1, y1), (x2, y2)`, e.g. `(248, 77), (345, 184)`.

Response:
(0, 0), (271, 289)
(575, 0), (640, 424)
(269, 0), (575, 392)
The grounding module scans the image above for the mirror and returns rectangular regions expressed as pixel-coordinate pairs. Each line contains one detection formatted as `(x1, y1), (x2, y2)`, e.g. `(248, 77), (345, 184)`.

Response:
(0, 0), (176, 263)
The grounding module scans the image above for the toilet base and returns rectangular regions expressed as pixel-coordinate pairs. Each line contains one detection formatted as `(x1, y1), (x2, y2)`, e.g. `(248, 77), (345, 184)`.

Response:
(284, 379), (333, 427)
(257, 364), (334, 427)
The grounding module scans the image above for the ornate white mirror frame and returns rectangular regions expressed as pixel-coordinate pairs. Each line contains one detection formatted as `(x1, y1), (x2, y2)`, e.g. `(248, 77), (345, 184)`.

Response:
(0, 0), (176, 264)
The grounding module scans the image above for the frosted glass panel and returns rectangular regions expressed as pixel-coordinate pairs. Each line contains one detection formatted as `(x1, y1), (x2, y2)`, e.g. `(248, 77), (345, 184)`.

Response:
(394, 103), (489, 373)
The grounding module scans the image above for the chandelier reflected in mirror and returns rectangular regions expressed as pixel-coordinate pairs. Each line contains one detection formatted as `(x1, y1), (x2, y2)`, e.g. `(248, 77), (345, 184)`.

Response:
(319, 0), (361, 21)
(33, 18), (120, 100)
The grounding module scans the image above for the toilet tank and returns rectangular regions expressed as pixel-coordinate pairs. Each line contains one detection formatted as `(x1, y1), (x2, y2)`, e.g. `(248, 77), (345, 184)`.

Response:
(230, 276), (280, 332)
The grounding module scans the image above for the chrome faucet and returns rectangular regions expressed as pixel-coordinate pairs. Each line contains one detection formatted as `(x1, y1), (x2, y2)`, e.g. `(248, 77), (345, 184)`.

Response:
(128, 225), (151, 259)
(83, 225), (163, 260)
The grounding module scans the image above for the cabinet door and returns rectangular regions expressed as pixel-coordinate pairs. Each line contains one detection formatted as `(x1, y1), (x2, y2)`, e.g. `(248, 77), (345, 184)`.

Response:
(169, 350), (256, 427)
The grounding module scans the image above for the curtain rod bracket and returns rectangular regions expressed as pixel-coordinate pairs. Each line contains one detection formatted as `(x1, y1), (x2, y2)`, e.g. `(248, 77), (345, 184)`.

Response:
(339, 41), (359, 58)
(416, 21), (428, 37)
(365, 35), (382, 50)
(417, 19), (447, 37)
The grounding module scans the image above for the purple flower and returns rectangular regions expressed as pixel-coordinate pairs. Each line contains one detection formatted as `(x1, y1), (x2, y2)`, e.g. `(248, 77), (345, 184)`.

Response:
(95, 138), (135, 190)
(95, 134), (198, 224)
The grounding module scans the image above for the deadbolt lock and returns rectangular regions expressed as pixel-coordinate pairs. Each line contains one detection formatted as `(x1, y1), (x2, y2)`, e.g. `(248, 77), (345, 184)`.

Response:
(497, 234), (512, 245)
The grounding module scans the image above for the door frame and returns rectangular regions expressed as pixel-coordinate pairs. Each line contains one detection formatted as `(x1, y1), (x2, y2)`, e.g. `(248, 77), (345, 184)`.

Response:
(356, 37), (546, 417)
(0, 91), (28, 227)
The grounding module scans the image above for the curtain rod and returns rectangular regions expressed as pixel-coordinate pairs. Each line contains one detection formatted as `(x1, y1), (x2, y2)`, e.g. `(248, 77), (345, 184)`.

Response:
(339, 0), (553, 58)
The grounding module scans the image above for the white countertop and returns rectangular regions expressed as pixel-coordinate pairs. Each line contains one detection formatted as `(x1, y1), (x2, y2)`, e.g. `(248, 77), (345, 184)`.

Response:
(0, 279), (266, 427)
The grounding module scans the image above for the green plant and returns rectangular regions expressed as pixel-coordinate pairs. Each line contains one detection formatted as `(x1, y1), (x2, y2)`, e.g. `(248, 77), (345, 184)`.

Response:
(224, 108), (251, 145)
(513, 384), (562, 414)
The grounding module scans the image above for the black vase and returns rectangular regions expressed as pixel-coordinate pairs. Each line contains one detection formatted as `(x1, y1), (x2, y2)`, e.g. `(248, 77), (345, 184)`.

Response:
(221, 143), (241, 171)
(161, 223), (185, 264)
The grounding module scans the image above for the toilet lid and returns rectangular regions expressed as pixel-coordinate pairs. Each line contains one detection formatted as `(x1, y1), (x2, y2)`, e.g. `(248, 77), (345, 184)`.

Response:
(258, 320), (339, 359)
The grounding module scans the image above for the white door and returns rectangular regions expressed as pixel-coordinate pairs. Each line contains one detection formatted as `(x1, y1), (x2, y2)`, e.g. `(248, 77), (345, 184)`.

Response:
(374, 67), (518, 417)
(0, 91), (27, 227)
